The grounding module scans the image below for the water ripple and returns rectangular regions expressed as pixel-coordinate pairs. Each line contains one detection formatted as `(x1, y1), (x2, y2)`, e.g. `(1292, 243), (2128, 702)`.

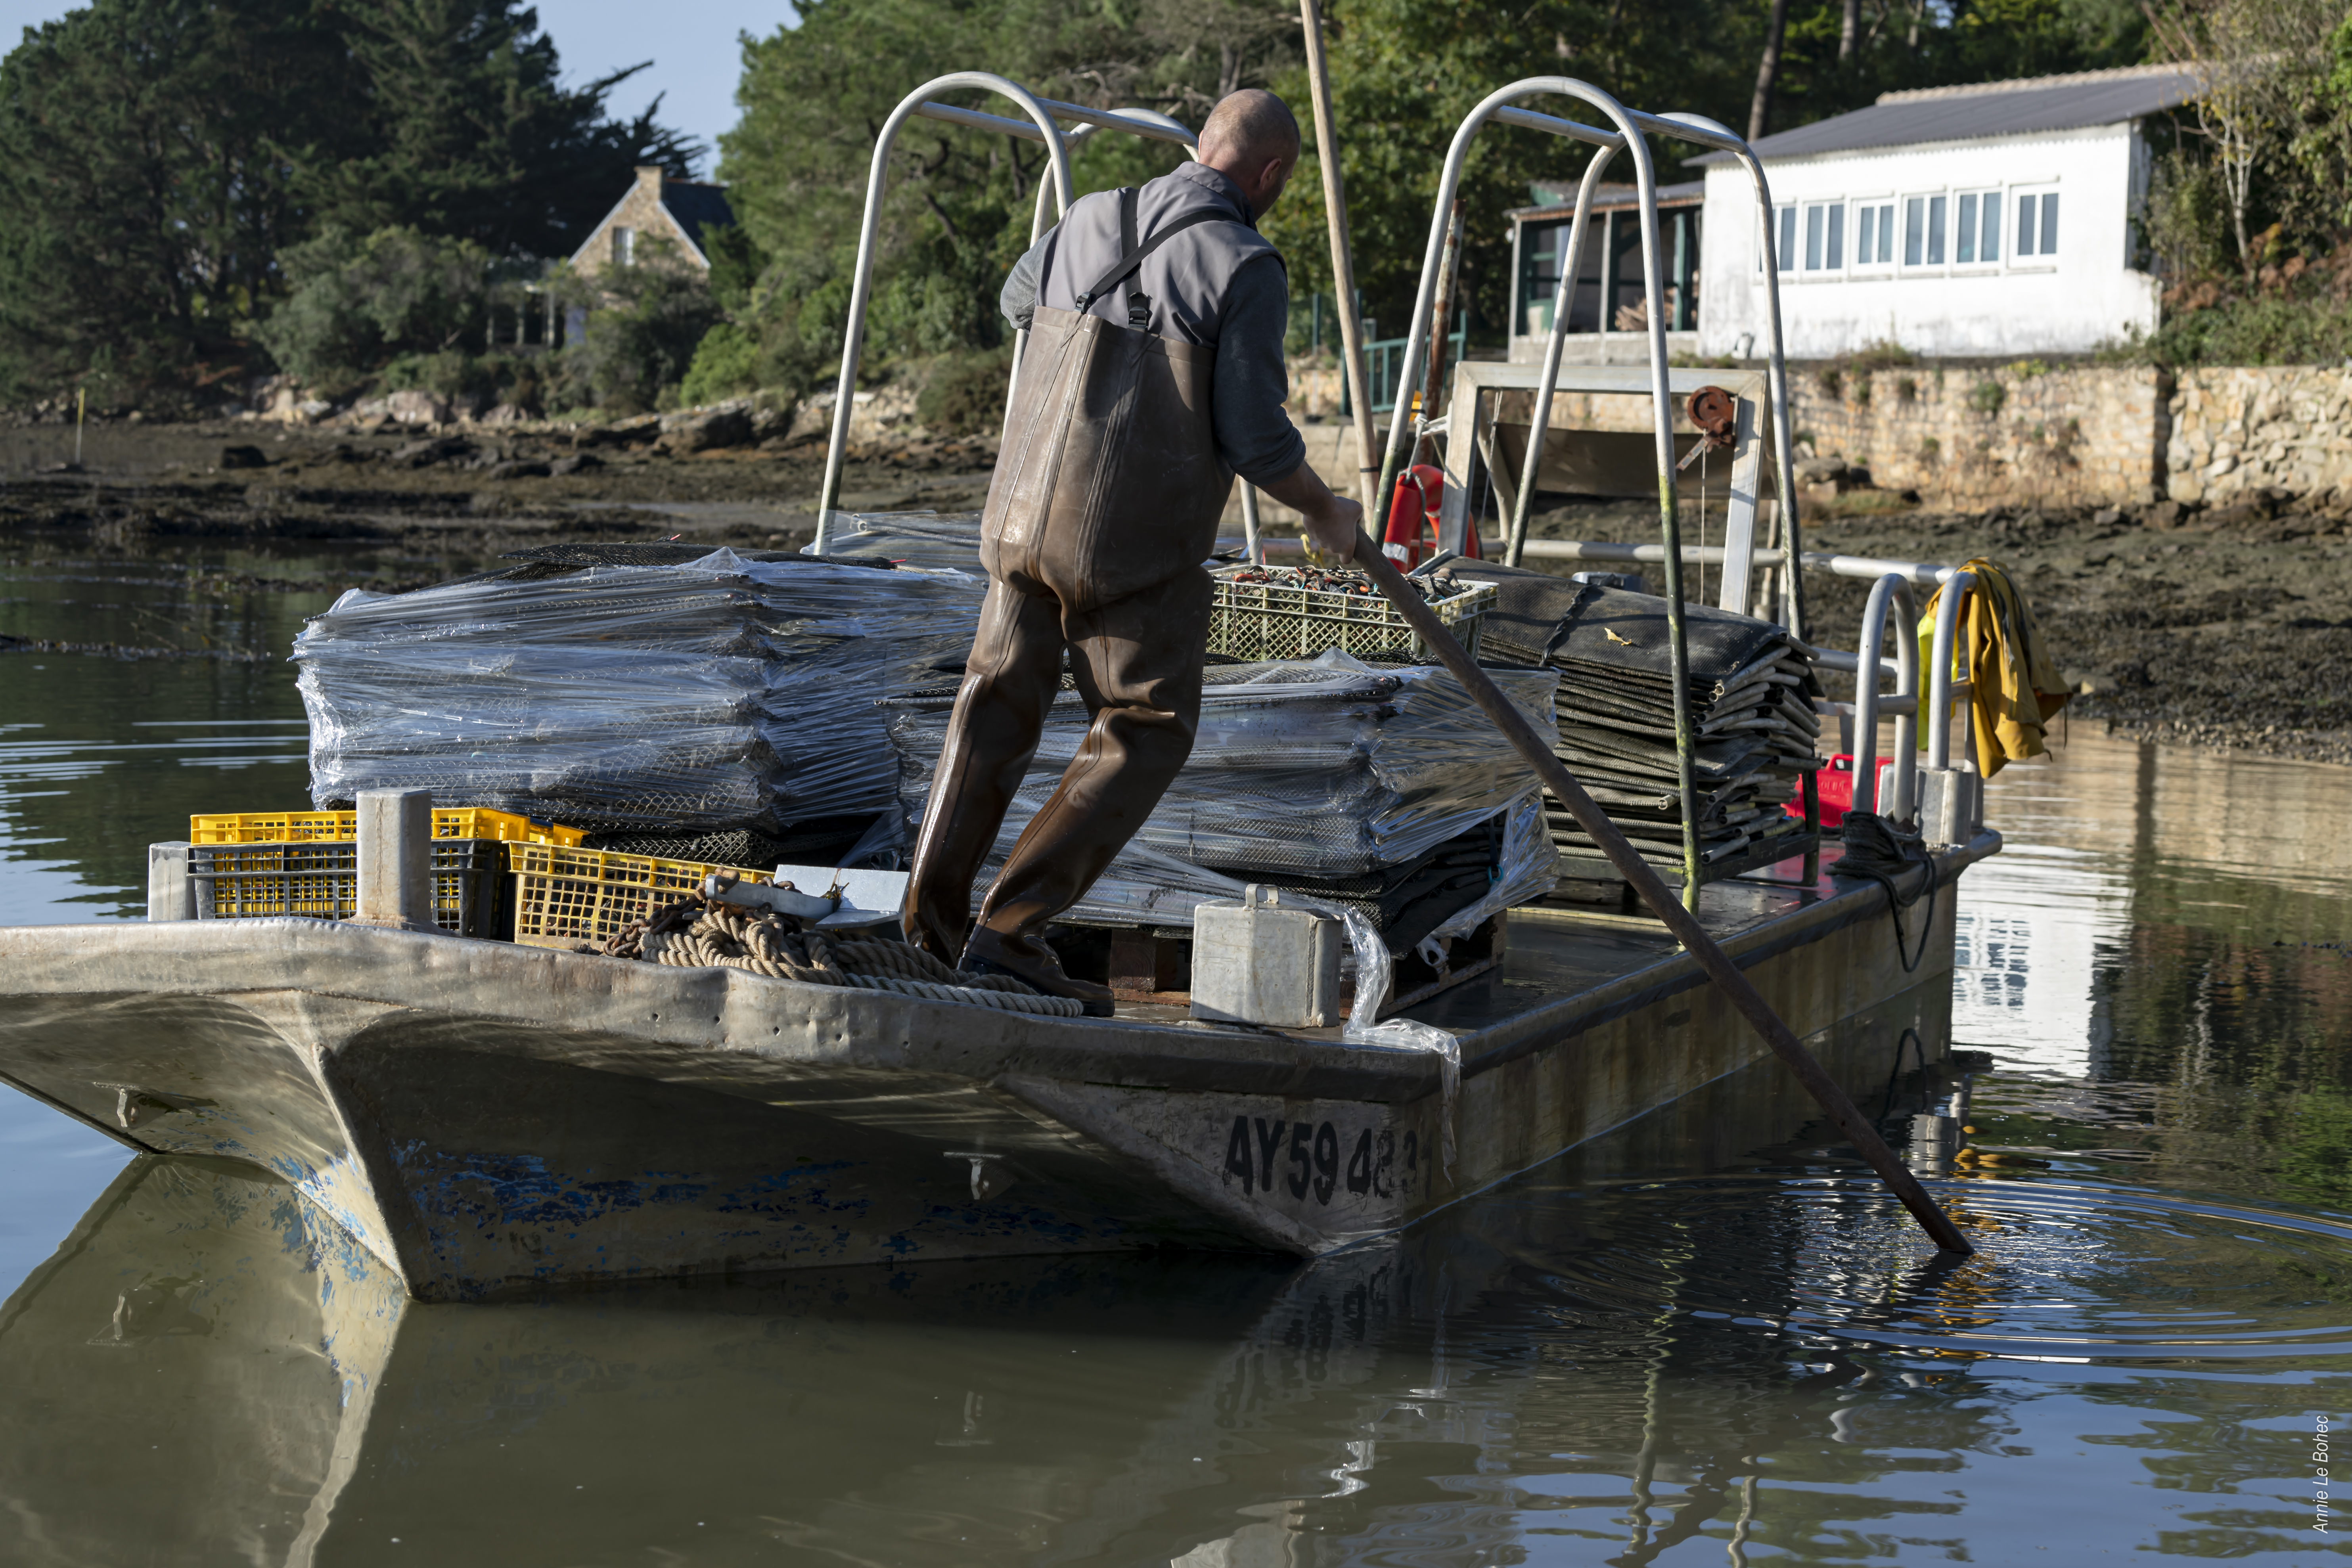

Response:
(1517, 1170), (2352, 1365)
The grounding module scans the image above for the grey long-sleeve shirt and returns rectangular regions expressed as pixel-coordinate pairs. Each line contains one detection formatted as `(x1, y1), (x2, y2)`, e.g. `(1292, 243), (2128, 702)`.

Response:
(998, 163), (1308, 488)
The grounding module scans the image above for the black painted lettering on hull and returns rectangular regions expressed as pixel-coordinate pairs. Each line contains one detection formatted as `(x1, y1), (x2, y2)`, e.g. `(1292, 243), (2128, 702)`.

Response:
(1218, 1115), (1423, 1208)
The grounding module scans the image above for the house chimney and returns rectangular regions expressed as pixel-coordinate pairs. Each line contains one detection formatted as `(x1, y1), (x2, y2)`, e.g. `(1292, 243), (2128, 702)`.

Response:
(636, 165), (665, 195)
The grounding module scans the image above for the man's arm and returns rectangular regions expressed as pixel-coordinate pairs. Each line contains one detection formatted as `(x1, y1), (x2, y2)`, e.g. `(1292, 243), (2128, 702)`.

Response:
(1216, 258), (1362, 559)
(1258, 461), (1364, 563)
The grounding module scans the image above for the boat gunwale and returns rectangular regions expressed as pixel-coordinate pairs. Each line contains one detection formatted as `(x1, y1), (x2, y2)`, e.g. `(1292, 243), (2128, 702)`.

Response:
(0, 830), (1996, 1112)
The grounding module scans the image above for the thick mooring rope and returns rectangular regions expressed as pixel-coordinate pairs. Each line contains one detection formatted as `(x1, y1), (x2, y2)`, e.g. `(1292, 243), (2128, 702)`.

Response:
(597, 896), (1084, 1017)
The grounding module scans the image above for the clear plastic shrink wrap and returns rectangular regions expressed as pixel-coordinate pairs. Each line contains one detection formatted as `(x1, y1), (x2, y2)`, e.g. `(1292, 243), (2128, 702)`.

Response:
(295, 548), (982, 832)
(888, 650), (1561, 935)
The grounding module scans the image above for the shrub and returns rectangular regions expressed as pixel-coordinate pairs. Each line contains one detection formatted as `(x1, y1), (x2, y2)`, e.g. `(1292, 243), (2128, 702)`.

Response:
(1969, 380), (2007, 415)
(916, 348), (1014, 437)
(1850, 339), (1915, 372)
(550, 243), (720, 412)
(1896, 375), (1918, 403)
(679, 322), (762, 407)
(257, 227), (494, 382)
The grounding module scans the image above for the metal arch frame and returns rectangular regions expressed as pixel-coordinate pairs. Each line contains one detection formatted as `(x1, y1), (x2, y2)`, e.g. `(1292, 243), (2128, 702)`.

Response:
(1488, 109), (1810, 644)
(814, 74), (1075, 549)
(1374, 78), (1727, 901)
(1501, 139), (1621, 570)
(1850, 574), (1920, 820)
(1655, 111), (1810, 648)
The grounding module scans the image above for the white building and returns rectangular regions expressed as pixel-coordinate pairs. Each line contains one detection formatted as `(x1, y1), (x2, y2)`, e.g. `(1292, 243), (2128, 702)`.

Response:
(1695, 63), (2198, 359)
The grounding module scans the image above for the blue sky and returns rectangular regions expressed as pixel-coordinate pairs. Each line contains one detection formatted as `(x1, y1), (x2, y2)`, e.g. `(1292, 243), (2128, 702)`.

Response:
(0, 0), (781, 174)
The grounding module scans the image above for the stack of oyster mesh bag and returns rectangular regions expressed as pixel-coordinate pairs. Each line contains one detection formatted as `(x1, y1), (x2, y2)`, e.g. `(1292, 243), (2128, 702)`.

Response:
(295, 546), (983, 838)
(1450, 563), (1822, 879)
(887, 651), (1562, 954)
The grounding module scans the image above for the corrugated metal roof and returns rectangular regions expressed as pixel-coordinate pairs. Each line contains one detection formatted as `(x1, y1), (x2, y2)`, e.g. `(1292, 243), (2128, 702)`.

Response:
(1509, 179), (1704, 220)
(1694, 63), (2201, 163)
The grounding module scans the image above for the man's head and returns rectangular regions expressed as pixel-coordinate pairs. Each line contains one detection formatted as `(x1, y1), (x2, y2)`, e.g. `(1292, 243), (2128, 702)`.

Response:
(1197, 89), (1300, 220)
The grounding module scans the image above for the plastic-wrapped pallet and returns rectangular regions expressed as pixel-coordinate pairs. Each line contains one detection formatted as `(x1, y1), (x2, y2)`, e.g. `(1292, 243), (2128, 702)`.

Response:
(296, 548), (983, 833)
(1446, 562), (1824, 877)
(810, 511), (985, 573)
(887, 650), (1561, 943)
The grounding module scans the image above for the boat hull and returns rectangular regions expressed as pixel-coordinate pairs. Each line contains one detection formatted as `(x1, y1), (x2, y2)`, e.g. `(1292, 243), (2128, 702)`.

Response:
(0, 835), (1990, 1299)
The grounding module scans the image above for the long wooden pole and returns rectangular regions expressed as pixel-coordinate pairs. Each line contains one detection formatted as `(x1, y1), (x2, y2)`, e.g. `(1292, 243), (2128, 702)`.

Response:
(1297, 0), (1379, 512)
(1349, 536), (1976, 1257)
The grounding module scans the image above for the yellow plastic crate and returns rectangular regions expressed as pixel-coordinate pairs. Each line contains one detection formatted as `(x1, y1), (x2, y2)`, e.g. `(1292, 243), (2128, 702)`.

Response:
(189, 840), (505, 936)
(1208, 571), (1494, 664)
(190, 808), (586, 846)
(508, 844), (772, 951)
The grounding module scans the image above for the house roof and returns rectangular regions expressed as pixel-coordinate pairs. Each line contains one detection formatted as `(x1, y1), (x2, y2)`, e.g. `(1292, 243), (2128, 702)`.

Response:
(659, 181), (735, 256)
(1510, 180), (1704, 221)
(568, 171), (736, 270)
(1694, 62), (2202, 164)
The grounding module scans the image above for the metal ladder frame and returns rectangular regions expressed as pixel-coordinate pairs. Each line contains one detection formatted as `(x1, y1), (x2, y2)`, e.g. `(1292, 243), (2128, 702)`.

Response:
(811, 75), (1265, 558)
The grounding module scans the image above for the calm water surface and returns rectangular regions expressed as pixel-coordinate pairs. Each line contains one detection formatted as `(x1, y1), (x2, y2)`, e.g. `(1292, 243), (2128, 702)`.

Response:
(3, 532), (2349, 1565)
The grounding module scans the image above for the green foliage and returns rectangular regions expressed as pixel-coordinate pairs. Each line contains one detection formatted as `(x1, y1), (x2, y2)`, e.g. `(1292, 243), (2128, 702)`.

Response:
(1969, 380), (2008, 415)
(550, 244), (721, 412)
(301, 0), (703, 261)
(254, 228), (496, 382)
(915, 348), (1016, 437)
(678, 321), (763, 406)
(2139, 290), (2352, 365)
(0, 0), (360, 397)
(0, 0), (693, 401)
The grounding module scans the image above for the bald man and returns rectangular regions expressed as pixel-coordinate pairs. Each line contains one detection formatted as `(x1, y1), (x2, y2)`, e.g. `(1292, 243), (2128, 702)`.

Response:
(904, 87), (1364, 1011)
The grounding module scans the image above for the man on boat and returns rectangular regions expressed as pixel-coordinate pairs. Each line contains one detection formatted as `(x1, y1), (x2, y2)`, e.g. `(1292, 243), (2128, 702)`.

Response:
(904, 87), (1364, 1014)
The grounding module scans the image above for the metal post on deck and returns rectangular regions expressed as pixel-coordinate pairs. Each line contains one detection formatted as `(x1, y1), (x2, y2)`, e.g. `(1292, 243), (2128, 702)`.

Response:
(352, 789), (438, 933)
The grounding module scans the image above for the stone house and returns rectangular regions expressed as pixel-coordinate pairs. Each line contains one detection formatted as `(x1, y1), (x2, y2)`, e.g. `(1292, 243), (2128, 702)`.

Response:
(569, 166), (737, 280)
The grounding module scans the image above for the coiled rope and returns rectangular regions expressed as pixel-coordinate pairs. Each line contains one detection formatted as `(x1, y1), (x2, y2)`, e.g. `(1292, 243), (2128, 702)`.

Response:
(598, 896), (1085, 1017)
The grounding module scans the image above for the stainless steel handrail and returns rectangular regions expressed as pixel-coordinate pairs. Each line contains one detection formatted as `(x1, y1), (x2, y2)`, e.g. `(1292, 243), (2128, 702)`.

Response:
(1370, 77), (1707, 900)
(816, 74), (1076, 547)
(1503, 140), (1622, 568)
(1851, 573), (1919, 820)
(1925, 569), (1979, 770)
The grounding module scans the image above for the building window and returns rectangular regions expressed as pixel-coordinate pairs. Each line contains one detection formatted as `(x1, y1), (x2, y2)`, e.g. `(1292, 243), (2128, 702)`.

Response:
(1803, 202), (1843, 271)
(1854, 201), (1894, 267)
(1902, 195), (1950, 268)
(1777, 205), (1796, 271)
(2015, 190), (2059, 257)
(613, 226), (636, 266)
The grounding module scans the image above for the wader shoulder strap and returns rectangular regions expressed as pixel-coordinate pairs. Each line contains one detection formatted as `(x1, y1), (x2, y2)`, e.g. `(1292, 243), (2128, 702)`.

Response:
(1074, 186), (1242, 329)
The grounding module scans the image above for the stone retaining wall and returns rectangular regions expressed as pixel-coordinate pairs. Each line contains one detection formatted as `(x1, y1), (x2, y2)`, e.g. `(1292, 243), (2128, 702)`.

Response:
(2164, 368), (2352, 506)
(1787, 363), (2170, 509)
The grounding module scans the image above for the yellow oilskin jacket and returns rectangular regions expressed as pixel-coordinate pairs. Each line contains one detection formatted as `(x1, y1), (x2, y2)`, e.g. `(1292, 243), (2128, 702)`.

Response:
(1916, 557), (2069, 778)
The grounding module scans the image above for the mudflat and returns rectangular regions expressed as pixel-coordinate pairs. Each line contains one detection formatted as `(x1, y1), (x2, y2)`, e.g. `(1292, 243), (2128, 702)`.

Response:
(1516, 492), (2352, 767)
(8, 415), (2351, 765)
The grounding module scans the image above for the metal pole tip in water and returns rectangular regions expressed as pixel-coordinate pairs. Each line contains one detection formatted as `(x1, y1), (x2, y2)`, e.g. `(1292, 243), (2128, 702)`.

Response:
(1347, 536), (1975, 1257)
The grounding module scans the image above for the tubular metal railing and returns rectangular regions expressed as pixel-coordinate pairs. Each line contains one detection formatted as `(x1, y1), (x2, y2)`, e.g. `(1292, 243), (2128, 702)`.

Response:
(814, 78), (1269, 559)
(1366, 81), (1812, 902)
